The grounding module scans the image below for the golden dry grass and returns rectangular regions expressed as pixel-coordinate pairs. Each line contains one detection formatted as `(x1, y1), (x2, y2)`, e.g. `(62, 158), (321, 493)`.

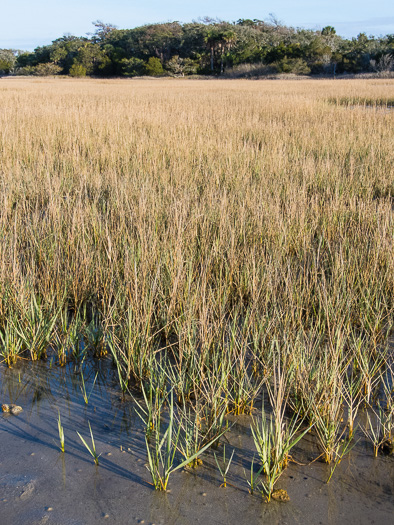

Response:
(0, 77), (392, 365)
(0, 77), (393, 467)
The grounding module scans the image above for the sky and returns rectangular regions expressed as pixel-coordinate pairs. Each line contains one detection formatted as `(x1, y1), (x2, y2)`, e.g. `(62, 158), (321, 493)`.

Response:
(1, 0), (394, 51)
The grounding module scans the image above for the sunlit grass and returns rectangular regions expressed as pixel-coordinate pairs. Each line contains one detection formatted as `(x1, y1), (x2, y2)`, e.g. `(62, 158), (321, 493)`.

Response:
(77, 421), (101, 466)
(0, 78), (392, 491)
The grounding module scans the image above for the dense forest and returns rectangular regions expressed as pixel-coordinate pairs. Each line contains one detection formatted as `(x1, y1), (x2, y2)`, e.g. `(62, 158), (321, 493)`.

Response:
(1, 18), (394, 77)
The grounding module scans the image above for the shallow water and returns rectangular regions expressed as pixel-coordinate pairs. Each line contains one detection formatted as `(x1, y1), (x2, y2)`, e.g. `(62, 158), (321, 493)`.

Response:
(0, 359), (393, 525)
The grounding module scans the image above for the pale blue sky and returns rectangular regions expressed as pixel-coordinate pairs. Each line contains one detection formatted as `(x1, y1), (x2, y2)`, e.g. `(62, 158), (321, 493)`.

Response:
(1, 1), (394, 51)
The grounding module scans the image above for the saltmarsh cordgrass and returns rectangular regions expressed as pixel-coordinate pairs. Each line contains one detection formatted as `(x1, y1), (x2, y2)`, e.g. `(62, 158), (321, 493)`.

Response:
(12, 291), (61, 361)
(251, 404), (310, 502)
(328, 95), (394, 108)
(145, 391), (222, 491)
(355, 344), (387, 405)
(362, 406), (389, 457)
(342, 339), (366, 438)
(326, 435), (356, 483)
(0, 321), (23, 367)
(308, 361), (346, 464)
(225, 313), (265, 415)
(80, 370), (98, 405)
(243, 455), (264, 495)
(57, 411), (65, 453)
(85, 318), (107, 358)
(380, 365), (394, 454)
(0, 78), (392, 472)
(54, 308), (84, 365)
(53, 308), (69, 366)
(175, 403), (205, 468)
(250, 354), (312, 500)
(77, 421), (101, 466)
(176, 400), (229, 467)
(68, 314), (84, 362)
(138, 374), (168, 438)
(214, 445), (235, 488)
(107, 304), (162, 391)
(362, 365), (394, 457)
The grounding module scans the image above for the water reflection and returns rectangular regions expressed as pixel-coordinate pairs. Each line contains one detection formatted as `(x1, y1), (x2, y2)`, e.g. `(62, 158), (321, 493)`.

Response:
(0, 358), (393, 525)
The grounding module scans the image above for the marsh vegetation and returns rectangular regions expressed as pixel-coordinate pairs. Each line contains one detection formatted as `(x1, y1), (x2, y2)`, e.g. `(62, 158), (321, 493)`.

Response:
(0, 78), (393, 505)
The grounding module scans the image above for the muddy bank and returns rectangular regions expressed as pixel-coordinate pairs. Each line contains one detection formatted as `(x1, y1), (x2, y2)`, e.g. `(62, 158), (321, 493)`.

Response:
(0, 360), (393, 525)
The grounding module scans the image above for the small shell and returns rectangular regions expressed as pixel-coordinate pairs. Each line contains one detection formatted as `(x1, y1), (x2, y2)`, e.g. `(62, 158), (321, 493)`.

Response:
(10, 405), (23, 415)
(2, 404), (10, 413)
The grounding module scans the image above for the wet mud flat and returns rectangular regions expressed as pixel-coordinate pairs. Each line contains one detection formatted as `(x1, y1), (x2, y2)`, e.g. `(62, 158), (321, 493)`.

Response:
(0, 360), (393, 525)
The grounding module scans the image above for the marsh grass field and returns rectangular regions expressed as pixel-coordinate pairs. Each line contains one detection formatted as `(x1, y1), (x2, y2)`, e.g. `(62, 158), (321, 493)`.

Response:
(0, 77), (393, 520)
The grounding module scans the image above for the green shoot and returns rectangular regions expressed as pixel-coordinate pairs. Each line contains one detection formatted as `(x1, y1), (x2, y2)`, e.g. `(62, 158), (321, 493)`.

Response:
(57, 411), (65, 453)
(145, 391), (224, 491)
(243, 455), (264, 495)
(214, 445), (235, 488)
(327, 436), (357, 483)
(80, 370), (98, 405)
(77, 421), (101, 465)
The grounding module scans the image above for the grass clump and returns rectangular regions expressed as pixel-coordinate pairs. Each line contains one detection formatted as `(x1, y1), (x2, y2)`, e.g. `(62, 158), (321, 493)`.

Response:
(145, 392), (223, 491)
(328, 95), (394, 107)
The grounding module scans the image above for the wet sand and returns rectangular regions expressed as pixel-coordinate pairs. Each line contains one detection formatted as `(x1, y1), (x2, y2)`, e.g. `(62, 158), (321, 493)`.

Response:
(1, 360), (393, 525)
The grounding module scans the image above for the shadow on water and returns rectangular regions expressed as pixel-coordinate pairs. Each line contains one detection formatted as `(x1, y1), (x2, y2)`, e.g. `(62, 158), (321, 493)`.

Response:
(0, 358), (393, 525)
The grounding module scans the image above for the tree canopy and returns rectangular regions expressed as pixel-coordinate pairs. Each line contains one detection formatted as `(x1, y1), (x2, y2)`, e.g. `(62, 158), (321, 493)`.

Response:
(2, 19), (393, 77)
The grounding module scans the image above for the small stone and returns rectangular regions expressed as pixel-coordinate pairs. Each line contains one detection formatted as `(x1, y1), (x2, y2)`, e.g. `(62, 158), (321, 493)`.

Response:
(106, 453), (112, 456)
(47, 507), (53, 511)
(202, 493), (207, 497)
(31, 453), (35, 456)
(103, 514), (109, 519)
(2, 404), (23, 414)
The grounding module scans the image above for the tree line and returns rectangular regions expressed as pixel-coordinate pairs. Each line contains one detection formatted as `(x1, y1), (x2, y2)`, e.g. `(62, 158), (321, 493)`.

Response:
(1, 18), (393, 77)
